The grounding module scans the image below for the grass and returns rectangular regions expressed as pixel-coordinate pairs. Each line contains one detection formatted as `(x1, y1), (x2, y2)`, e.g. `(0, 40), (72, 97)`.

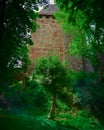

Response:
(0, 110), (76, 130)
(0, 109), (104, 130)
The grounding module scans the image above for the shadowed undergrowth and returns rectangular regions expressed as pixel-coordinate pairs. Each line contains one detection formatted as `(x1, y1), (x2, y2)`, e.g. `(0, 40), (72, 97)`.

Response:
(0, 111), (77, 130)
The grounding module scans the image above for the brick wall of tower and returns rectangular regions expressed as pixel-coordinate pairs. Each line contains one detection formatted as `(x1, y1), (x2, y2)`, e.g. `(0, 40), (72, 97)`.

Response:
(30, 16), (65, 60)
(30, 15), (83, 71)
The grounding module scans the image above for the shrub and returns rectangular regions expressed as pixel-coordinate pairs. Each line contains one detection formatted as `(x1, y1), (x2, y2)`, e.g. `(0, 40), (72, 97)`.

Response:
(68, 70), (104, 122)
(33, 56), (69, 119)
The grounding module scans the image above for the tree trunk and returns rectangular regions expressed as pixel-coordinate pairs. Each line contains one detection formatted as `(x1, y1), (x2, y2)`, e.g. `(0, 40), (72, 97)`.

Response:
(98, 65), (103, 83)
(98, 53), (104, 84)
(49, 93), (56, 120)
(21, 76), (26, 91)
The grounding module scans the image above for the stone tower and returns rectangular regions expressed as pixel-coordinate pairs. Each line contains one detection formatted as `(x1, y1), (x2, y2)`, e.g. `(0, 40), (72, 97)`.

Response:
(30, 4), (83, 70)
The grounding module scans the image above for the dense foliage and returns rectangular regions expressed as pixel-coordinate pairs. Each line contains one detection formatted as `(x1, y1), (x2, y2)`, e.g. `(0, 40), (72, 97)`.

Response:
(33, 56), (69, 119)
(0, 56), (104, 129)
(55, 0), (104, 82)
(55, 0), (104, 124)
(0, 1), (104, 129)
(0, 0), (48, 86)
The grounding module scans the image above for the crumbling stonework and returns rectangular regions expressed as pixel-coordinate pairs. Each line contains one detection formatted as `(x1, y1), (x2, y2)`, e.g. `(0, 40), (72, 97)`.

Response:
(30, 5), (83, 71)
(30, 16), (65, 60)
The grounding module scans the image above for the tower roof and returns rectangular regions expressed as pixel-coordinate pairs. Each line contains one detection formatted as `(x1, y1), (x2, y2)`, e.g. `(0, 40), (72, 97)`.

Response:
(39, 4), (58, 16)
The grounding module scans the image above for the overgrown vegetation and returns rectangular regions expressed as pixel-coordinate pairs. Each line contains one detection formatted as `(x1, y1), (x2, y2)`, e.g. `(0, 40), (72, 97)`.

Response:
(55, 0), (104, 83)
(33, 56), (69, 119)
(0, 56), (104, 129)
(0, 0), (49, 88)
(0, 0), (104, 129)
(55, 0), (104, 124)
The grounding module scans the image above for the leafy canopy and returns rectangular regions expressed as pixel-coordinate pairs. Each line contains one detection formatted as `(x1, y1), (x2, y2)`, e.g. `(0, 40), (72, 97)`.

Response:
(0, 0), (48, 85)
(55, 0), (104, 68)
(33, 56), (69, 94)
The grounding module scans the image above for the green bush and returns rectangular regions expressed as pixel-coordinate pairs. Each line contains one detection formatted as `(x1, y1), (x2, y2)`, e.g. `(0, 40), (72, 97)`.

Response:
(33, 56), (70, 119)
(68, 70), (104, 123)
(33, 56), (69, 94)
(0, 79), (50, 115)
(57, 109), (104, 130)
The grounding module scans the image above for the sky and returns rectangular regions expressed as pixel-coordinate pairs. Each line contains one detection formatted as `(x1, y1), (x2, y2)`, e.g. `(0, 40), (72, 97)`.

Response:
(50, 0), (54, 4)
(39, 0), (54, 11)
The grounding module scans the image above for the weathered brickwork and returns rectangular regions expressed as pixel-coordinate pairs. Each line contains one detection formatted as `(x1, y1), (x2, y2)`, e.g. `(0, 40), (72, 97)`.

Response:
(30, 5), (83, 71)
(30, 16), (65, 60)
